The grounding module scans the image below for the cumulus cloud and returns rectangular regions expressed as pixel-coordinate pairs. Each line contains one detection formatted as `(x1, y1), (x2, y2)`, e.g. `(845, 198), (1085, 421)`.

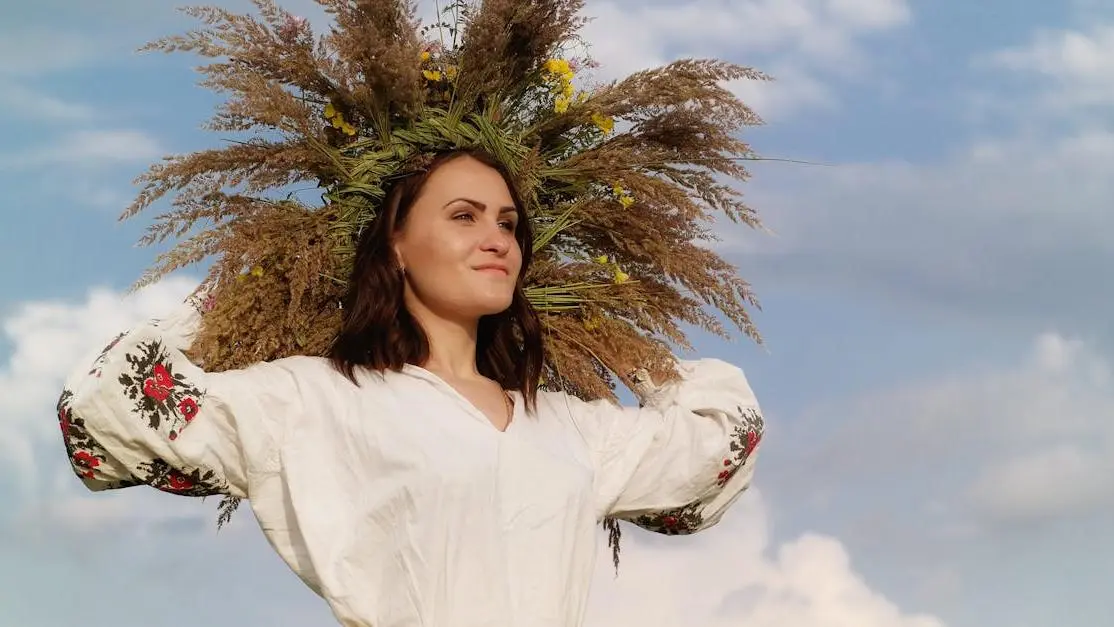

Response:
(967, 444), (1114, 522)
(985, 23), (1114, 113)
(730, 17), (1114, 340)
(0, 277), (196, 510)
(0, 82), (95, 121)
(573, 0), (910, 118)
(738, 123), (1114, 339)
(583, 0), (909, 72)
(0, 30), (106, 76)
(1, 129), (165, 169)
(587, 491), (946, 627)
(782, 332), (1114, 528)
(0, 280), (332, 627)
(758, 331), (1114, 624)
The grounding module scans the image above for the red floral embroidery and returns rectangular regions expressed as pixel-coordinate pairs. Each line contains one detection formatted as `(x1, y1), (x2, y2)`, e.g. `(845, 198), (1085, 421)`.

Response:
(58, 406), (70, 437)
(143, 377), (171, 402)
(633, 405), (765, 536)
(166, 472), (194, 491)
(119, 340), (205, 440)
(153, 363), (174, 388)
(634, 504), (703, 535)
(177, 397), (199, 421)
(745, 430), (760, 456)
(715, 408), (765, 487)
(58, 389), (122, 485)
(136, 458), (226, 497)
(57, 388), (144, 490)
(72, 450), (100, 479)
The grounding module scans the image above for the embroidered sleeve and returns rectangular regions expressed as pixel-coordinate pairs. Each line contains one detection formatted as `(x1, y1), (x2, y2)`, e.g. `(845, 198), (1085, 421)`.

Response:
(553, 359), (765, 535)
(57, 299), (304, 499)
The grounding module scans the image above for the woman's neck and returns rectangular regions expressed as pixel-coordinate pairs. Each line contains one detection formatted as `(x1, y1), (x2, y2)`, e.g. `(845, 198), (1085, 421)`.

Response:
(411, 307), (482, 380)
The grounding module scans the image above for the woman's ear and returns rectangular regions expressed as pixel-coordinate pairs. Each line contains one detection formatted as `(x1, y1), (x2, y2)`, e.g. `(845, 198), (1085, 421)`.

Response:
(392, 240), (406, 274)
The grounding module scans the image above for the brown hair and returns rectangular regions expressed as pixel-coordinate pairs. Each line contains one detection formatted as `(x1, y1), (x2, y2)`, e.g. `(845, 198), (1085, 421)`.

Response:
(329, 149), (545, 410)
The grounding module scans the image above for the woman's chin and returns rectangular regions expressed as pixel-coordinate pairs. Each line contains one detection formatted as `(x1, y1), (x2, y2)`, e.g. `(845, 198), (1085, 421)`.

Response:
(473, 294), (515, 317)
(438, 294), (514, 320)
(480, 297), (515, 316)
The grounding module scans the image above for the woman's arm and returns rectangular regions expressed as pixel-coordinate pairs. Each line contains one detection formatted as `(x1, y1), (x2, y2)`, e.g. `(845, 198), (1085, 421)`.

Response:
(549, 358), (765, 535)
(57, 297), (305, 499)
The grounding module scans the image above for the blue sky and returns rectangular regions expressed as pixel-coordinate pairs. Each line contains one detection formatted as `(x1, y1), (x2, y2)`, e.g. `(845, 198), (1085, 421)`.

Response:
(2, 1), (1113, 626)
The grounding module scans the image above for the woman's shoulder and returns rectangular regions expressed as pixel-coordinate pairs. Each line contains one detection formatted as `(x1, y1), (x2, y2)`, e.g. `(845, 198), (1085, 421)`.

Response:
(531, 387), (618, 425)
(263, 357), (428, 401)
(264, 356), (386, 387)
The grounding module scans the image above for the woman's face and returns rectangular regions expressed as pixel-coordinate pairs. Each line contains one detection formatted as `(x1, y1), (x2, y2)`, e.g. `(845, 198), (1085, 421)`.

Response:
(392, 155), (523, 324)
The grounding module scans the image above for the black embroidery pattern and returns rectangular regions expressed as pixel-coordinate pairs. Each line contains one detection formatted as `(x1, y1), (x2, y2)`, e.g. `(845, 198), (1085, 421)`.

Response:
(117, 339), (204, 441)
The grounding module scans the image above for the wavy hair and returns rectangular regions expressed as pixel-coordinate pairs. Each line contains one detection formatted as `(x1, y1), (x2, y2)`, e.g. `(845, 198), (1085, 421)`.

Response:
(329, 149), (545, 410)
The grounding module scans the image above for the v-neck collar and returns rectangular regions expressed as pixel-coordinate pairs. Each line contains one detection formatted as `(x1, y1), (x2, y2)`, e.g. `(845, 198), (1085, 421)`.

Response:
(401, 364), (519, 433)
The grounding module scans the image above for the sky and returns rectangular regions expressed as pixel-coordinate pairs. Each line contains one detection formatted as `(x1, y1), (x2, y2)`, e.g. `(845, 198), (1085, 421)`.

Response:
(1, 0), (1112, 625)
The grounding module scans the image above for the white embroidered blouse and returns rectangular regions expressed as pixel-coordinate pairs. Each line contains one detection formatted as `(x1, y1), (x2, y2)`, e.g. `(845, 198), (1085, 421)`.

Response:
(56, 300), (765, 627)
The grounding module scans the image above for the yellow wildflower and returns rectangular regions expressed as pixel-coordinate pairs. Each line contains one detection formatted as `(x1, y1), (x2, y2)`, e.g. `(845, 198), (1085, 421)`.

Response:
(544, 58), (571, 76)
(324, 102), (337, 119)
(613, 269), (630, 284)
(250, 265), (264, 278)
(444, 65), (458, 81)
(591, 112), (614, 134)
(582, 316), (601, 331)
(594, 254), (609, 264)
(543, 58), (576, 100)
(611, 182), (634, 207)
(554, 95), (570, 113)
(422, 69), (443, 81)
(420, 50), (431, 62)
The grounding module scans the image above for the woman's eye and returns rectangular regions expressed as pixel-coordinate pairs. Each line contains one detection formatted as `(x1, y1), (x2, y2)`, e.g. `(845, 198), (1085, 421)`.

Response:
(453, 212), (475, 223)
(499, 221), (515, 231)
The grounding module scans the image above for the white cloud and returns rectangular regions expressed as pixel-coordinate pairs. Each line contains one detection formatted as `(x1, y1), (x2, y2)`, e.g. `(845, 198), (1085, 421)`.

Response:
(1, 129), (164, 169)
(740, 125), (1114, 335)
(0, 0), (334, 79)
(984, 23), (1114, 114)
(784, 332), (1114, 527)
(0, 81), (95, 121)
(734, 17), (1114, 327)
(586, 491), (945, 627)
(0, 277), (279, 546)
(993, 25), (1114, 80)
(0, 30), (107, 76)
(760, 331), (1114, 625)
(967, 444), (1114, 522)
(578, 0), (910, 119)
(0, 278), (196, 500)
(728, 64), (834, 118)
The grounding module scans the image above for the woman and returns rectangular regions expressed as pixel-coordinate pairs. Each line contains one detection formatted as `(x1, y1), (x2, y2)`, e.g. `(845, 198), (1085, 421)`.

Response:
(57, 149), (766, 627)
